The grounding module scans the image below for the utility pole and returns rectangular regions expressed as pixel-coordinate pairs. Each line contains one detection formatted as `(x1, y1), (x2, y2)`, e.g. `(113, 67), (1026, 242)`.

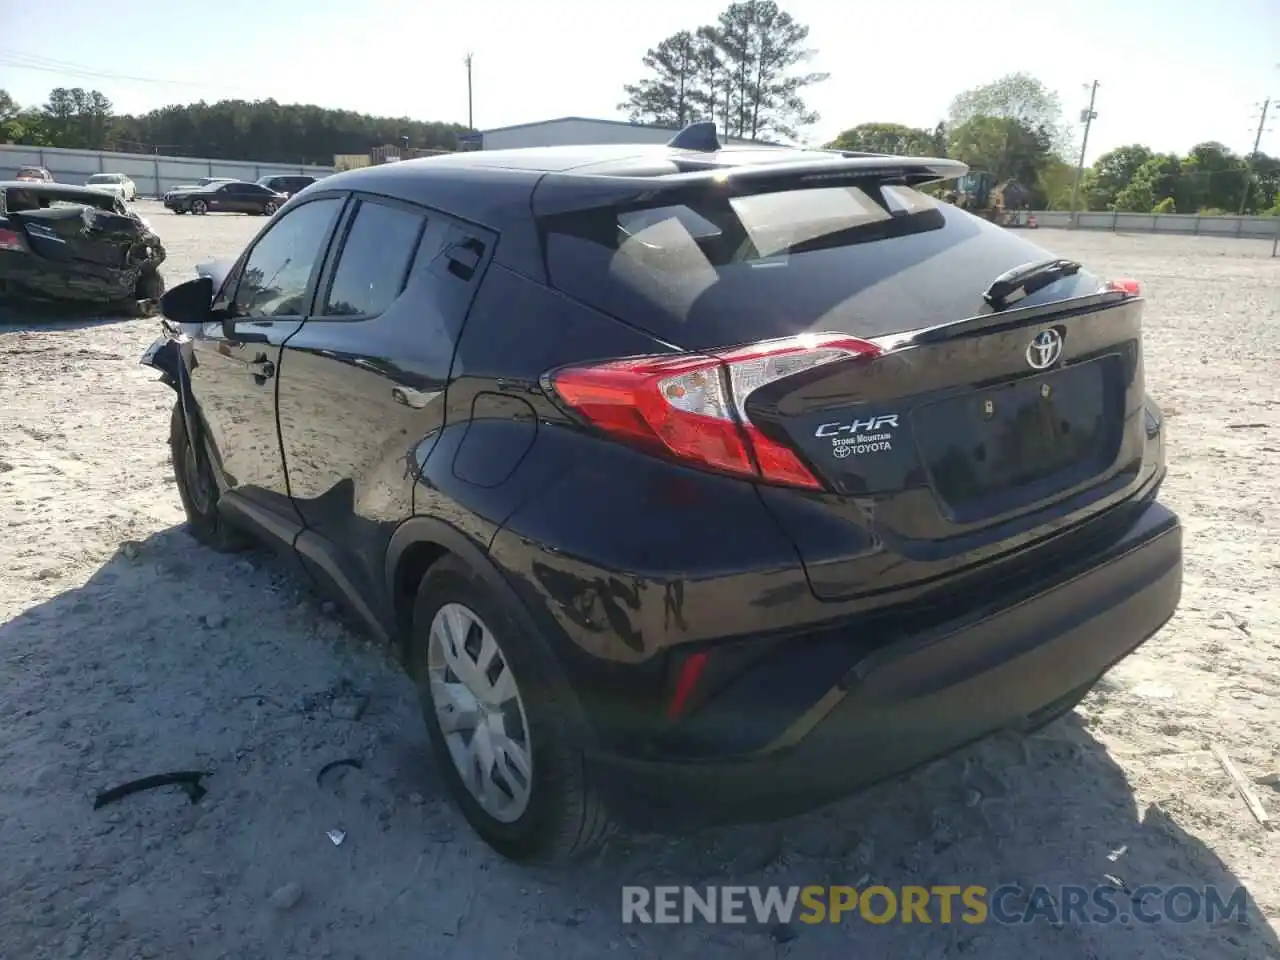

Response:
(464, 53), (474, 131)
(1069, 80), (1099, 226)
(1239, 97), (1272, 214)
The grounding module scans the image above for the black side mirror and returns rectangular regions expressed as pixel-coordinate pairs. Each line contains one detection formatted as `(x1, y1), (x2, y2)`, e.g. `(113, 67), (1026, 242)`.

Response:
(159, 276), (213, 325)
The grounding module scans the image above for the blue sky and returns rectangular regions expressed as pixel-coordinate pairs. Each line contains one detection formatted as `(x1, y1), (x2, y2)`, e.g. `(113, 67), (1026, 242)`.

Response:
(2, 0), (1276, 163)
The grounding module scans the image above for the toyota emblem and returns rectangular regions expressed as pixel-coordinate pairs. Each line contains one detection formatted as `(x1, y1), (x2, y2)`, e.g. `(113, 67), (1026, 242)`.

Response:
(1026, 329), (1063, 370)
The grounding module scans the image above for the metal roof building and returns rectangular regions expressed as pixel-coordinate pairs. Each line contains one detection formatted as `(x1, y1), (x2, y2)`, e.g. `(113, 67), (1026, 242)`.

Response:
(474, 116), (772, 151)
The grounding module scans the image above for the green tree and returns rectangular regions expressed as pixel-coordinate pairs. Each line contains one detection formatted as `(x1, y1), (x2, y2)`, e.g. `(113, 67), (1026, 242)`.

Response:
(1177, 142), (1245, 213)
(619, 30), (703, 128)
(623, 2), (828, 141)
(1132, 153), (1181, 206)
(1082, 144), (1153, 210)
(948, 72), (1068, 154)
(826, 122), (939, 156)
(1241, 151), (1280, 214)
(1036, 159), (1076, 209)
(42, 87), (77, 145)
(1112, 175), (1156, 213)
(947, 115), (1053, 186)
(721, 0), (828, 140)
(0, 89), (18, 140)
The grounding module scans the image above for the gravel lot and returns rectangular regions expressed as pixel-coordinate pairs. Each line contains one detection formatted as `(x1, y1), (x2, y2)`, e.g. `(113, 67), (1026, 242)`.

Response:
(1, 202), (1278, 960)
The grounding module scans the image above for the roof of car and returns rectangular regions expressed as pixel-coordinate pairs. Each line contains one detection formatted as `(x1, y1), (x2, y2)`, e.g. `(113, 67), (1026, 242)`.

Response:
(311, 142), (838, 226)
(1, 180), (111, 194)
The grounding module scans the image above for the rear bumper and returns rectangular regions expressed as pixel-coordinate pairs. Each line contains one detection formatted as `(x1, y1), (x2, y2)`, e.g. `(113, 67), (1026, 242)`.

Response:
(589, 500), (1181, 831)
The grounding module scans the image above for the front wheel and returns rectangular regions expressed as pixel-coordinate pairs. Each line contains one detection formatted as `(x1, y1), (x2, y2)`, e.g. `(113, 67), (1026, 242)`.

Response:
(169, 402), (251, 552)
(263, 201), (279, 215)
(190, 199), (207, 216)
(409, 557), (613, 862)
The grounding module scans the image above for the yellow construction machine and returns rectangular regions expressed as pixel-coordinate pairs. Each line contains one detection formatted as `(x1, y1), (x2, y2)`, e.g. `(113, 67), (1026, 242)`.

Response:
(944, 171), (1036, 227)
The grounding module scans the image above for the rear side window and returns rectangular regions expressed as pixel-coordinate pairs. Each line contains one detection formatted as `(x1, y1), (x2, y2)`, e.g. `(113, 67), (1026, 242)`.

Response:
(321, 200), (426, 318)
(540, 182), (1100, 349)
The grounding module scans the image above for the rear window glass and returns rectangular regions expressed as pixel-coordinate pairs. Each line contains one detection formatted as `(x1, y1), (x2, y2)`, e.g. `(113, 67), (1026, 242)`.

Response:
(540, 182), (1098, 349)
(4, 187), (118, 212)
(321, 200), (426, 317)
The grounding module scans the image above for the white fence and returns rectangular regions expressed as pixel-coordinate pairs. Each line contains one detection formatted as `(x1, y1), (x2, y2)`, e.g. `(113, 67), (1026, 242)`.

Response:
(1030, 209), (1280, 241)
(0, 143), (333, 198)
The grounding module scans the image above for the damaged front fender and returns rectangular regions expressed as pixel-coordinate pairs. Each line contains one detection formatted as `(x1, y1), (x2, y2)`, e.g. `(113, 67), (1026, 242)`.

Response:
(141, 335), (184, 385)
(140, 326), (202, 457)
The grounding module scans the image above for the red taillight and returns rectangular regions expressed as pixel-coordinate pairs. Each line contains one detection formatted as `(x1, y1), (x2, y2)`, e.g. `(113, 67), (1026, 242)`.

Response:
(667, 651), (709, 720)
(1107, 278), (1142, 297)
(549, 333), (881, 489)
(0, 228), (26, 251)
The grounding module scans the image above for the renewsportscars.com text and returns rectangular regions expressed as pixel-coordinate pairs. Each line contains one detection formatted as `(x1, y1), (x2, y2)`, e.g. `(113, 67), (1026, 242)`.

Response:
(621, 884), (1248, 926)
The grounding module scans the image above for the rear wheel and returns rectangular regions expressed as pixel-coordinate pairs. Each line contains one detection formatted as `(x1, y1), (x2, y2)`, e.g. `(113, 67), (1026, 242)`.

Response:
(409, 557), (613, 862)
(135, 265), (164, 302)
(169, 402), (251, 552)
(190, 199), (207, 216)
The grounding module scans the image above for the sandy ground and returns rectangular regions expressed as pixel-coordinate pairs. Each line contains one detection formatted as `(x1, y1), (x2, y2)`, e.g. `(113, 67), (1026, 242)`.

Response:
(1, 203), (1278, 960)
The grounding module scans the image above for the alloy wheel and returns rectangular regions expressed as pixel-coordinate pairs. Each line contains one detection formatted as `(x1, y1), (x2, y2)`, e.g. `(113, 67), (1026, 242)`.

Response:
(427, 602), (533, 822)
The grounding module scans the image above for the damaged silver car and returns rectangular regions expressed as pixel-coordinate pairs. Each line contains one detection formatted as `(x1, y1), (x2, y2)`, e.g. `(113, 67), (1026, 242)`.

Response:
(0, 181), (165, 316)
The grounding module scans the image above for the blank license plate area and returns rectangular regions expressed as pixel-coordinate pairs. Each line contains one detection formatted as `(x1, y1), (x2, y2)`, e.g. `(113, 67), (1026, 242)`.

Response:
(913, 359), (1116, 513)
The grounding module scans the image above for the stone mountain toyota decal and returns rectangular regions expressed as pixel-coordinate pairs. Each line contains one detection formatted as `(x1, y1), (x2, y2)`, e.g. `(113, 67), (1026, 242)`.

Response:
(814, 414), (899, 459)
(1026, 329), (1064, 370)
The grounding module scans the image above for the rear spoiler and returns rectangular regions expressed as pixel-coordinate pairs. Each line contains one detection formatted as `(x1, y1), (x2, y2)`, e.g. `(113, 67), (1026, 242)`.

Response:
(532, 153), (969, 218)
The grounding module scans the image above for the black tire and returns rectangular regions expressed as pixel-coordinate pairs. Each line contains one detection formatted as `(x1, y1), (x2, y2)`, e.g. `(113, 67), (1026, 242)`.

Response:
(263, 201), (279, 216)
(190, 199), (207, 216)
(135, 265), (164, 302)
(169, 402), (252, 552)
(409, 556), (613, 863)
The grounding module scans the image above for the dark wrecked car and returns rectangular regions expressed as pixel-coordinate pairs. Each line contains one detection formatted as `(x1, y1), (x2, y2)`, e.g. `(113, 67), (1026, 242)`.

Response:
(0, 181), (165, 315)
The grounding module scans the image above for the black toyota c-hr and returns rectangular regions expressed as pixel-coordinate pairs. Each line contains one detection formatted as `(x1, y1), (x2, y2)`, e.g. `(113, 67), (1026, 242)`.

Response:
(142, 122), (1182, 863)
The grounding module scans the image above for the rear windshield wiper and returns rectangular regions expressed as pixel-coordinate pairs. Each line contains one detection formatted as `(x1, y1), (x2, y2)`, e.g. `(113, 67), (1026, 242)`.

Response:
(983, 258), (1082, 311)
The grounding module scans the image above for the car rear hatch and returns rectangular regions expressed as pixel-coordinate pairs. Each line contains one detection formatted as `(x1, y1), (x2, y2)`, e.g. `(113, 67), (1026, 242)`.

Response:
(535, 152), (1154, 602)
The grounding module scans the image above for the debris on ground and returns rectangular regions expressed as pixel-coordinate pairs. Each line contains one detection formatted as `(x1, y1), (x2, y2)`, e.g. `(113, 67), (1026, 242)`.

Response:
(316, 758), (363, 788)
(769, 922), (798, 944)
(93, 771), (209, 809)
(330, 693), (369, 721)
(327, 828), (347, 847)
(1210, 743), (1272, 828)
(269, 882), (304, 911)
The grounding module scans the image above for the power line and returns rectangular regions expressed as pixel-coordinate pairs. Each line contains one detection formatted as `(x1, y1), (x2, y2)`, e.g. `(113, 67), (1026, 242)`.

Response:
(0, 48), (257, 94)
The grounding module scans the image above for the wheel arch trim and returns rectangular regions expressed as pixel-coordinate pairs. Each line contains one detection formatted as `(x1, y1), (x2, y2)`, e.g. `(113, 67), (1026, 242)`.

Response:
(384, 516), (596, 745)
(385, 517), (509, 631)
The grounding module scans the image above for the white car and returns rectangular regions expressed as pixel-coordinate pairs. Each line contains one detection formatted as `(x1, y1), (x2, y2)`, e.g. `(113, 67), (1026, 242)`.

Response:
(85, 173), (137, 202)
